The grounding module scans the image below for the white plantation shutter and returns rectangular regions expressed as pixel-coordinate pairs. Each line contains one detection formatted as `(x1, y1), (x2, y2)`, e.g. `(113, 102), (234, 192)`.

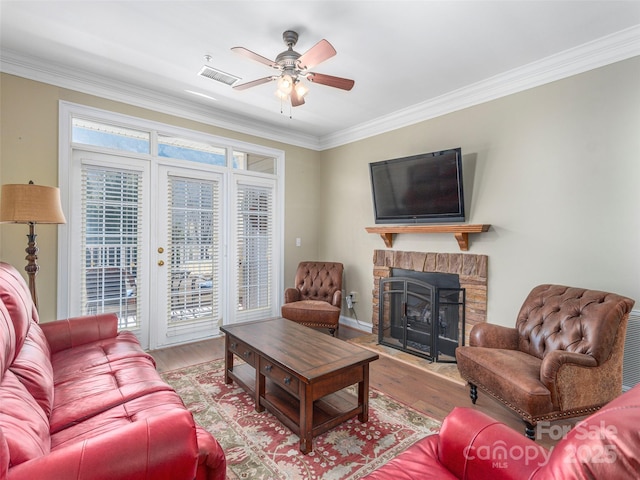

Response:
(167, 176), (220, 336)
(80, 166), (142, 331)
(235, 182), (275, 322)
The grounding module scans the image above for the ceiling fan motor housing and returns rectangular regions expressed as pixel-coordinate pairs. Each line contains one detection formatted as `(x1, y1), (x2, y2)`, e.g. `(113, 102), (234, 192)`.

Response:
(276, 30), (302, 72)
(275, 50), (300, 69)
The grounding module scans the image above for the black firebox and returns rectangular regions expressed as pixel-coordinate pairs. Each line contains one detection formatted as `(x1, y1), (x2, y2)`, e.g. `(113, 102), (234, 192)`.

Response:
(378, 269), (465, 362)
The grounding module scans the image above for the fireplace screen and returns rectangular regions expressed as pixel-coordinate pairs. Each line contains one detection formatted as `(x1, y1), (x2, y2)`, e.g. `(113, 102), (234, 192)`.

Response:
(378, 270), (465, 362)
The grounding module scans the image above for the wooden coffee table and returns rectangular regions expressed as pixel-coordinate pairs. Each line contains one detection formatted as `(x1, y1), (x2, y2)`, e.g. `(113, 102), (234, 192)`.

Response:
(220, 317), (379, 453)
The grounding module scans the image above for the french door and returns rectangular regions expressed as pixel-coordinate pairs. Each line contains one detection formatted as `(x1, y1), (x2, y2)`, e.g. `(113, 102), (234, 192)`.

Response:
(69, 151), (151, 346)
(153, 165), (223, 348)
(66, 150), (280, 350)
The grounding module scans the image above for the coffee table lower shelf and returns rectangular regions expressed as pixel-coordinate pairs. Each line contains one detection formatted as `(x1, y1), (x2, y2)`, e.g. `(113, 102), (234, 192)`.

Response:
(228, 363), (363, 445)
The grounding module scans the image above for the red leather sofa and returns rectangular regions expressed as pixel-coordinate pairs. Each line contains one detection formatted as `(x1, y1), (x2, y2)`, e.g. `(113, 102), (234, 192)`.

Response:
(0, 262), (226, 480)
(363, 382), (640, 479)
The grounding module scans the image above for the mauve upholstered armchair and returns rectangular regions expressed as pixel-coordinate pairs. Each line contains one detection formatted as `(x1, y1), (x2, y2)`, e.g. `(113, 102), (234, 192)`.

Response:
(456, 284), (635, 439)
(281, 261), (343, 336)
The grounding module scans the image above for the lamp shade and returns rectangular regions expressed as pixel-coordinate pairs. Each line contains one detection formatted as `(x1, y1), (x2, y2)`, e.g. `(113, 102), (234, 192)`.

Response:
(0, 183), (66, 224)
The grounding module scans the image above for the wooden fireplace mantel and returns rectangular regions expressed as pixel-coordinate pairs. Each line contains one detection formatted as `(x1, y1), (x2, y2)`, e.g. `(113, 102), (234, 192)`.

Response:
(365, 224), (491, 251)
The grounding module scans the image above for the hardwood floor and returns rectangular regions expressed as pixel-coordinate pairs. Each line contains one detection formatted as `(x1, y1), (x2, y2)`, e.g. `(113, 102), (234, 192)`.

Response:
(149, 325), (579, 449)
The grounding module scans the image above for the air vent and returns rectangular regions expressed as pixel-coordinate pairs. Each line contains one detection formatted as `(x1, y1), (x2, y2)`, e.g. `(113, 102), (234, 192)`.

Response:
(623, 309), (640, 391)
(198, 66), (240, 86)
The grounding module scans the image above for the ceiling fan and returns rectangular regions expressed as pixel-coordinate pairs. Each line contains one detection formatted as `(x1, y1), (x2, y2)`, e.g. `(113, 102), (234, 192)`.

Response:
(231, 30), (355, 107)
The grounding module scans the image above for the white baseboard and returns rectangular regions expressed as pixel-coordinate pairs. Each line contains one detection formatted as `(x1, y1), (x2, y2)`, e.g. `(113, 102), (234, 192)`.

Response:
(339, 315), (373, 334)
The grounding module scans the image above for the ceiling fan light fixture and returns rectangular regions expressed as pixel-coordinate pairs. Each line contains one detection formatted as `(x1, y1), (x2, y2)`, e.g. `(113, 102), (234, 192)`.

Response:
(277, 74), (293, 94)
(295, 80), (309, 98)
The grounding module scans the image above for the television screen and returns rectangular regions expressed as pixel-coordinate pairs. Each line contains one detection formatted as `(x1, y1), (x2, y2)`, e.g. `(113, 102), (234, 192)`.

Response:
(369, 148), (465, 224)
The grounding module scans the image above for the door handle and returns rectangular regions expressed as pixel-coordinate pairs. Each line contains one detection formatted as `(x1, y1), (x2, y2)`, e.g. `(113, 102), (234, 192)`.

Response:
(158, 260), (165, 266)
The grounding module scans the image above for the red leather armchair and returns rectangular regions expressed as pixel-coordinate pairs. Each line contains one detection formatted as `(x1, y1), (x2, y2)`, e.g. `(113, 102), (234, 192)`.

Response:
(281, 261), (343, 336)
(363, 382), (640, 479)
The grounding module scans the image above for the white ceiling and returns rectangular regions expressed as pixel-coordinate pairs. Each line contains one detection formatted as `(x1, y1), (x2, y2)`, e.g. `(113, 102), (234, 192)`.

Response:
(2, 1), (639, 150)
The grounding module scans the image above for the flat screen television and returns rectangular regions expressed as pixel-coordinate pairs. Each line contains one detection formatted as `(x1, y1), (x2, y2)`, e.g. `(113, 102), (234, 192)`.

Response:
(369, 147), (465, 224)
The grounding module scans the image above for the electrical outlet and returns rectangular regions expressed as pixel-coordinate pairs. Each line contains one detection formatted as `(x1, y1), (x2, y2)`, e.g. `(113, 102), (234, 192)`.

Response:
(349, 291), (358, 304)
(346, 294), (353, 309)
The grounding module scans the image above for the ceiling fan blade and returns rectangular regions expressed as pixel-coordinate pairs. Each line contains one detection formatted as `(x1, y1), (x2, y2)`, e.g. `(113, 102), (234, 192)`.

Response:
(290, 87), (306, 107)
(233, 76), (276, 91)
(231, 46), (277, 68)
(307, 72), (355, 91)
(297, 39), (336, 70)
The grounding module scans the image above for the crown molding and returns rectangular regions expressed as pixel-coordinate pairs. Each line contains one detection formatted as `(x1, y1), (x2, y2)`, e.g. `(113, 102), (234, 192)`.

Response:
(0, 50), (322, 150)
(318, 24), (640, 150)
(2, 25), (639, 152)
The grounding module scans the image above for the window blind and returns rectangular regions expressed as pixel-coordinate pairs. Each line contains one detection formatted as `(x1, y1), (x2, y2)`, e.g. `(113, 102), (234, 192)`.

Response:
(167, 176), (220, 337)
(81, 166), (142, 331)
(235, 182), (274, 322)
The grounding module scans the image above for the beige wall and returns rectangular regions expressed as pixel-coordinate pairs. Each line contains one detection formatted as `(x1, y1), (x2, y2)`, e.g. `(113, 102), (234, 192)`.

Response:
(320, 57), (640, 327)
(2, 57), (639, 326)
(0, 73), (322, 321)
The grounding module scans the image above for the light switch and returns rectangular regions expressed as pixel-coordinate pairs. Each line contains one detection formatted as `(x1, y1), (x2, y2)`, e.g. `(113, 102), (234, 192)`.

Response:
(295, 237), (301, 247)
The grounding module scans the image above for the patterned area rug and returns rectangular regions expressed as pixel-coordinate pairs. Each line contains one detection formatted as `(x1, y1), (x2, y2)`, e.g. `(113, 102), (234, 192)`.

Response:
(162, 359), (440, 479)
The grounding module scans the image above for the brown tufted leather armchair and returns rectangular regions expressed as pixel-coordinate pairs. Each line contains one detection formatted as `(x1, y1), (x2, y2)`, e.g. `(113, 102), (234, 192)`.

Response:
(281, 261), (343, 336)
(456, 284), (635, 439)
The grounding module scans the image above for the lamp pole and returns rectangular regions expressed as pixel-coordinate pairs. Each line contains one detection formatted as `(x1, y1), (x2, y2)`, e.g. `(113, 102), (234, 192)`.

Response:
(25, 221), (40, 310)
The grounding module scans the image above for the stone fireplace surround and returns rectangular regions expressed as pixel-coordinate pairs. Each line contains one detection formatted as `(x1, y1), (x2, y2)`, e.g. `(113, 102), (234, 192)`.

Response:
(372, 250), (488, 346)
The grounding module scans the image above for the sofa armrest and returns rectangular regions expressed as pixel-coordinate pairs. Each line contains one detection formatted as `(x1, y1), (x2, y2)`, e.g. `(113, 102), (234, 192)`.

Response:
(39, 314), (119, 353)
(540, 350), (597, 385)
(8, 410), (199, 480)
(195, 426), (226, 480)
(540, 350), (599, 409)
(331, 289), (342, 309)
(469, 323), (519, 350)
(438, 407), (547, 480)
(361, 435), (458, 480)
(283, 288), (301, 304)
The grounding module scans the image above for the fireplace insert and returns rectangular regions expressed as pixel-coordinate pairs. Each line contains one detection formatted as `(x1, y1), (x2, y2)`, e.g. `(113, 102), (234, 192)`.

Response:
(378, 269), (465, 362)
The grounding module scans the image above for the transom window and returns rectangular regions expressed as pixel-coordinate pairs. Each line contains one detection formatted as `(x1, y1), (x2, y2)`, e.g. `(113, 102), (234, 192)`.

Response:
(71, 118), (278, 173)
(72, 118), (150, 154)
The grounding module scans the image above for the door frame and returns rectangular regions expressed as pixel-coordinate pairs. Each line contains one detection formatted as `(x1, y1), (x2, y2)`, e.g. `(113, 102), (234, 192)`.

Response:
(58, 101), (285, 349)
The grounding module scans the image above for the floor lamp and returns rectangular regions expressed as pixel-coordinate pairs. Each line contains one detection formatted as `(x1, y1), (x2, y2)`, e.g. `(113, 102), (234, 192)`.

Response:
(0, 181), (66, 311)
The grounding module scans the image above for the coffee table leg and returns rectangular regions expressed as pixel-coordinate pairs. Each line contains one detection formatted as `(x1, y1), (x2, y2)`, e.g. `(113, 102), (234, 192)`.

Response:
(358, 364), (370, 422)
(224, 335), (233, 384)
(255, 358), (265, 412)
(299, 384), (313, 454)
